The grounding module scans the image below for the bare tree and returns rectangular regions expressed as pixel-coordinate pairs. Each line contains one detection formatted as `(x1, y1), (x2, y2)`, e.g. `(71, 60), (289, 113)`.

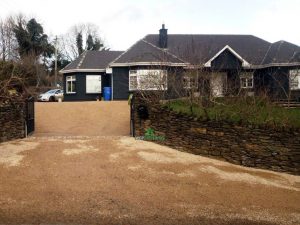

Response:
(59, 23), (106, 61)
(0, 16), (19, 61)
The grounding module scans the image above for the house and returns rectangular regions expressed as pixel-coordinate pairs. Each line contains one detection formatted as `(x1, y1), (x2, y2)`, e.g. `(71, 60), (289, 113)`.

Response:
(61, 25), (300, 101)
(60, 50), (123, 101)
(110, 24), (300, 100)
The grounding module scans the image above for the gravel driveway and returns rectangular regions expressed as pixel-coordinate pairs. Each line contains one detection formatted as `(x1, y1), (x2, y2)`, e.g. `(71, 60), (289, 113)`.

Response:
(0, 136), (299, 224)
(35, 101), (130, 136)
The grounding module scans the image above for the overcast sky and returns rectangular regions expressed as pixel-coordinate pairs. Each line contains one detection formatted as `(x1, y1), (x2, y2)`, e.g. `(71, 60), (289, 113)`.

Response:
(0, 0), (299, 50)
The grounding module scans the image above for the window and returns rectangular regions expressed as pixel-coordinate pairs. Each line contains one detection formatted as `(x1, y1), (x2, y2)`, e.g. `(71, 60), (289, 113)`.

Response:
(183, 75), (198, 89)
(129, 70), (167, 91)
(129, 70), (138, 91)
(289, 69), (300, 90)
(240, 72), (253, 88)
(66, 75), (76, 93)
(86, 75), (101, 93)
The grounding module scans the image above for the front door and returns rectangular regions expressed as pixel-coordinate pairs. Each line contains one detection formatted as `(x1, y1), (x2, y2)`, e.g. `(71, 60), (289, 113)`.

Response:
(210, 72), (227, 97)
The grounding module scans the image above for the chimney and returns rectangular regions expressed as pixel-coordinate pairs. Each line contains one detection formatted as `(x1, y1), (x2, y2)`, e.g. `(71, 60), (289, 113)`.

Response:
(159, 24), (168, 48)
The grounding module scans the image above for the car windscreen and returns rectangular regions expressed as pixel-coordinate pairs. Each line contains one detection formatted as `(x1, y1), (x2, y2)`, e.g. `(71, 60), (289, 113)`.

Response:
(46, 90), (57, 94)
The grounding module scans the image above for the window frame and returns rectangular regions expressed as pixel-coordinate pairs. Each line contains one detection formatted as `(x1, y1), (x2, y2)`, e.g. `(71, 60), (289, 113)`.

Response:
(240, 72), (254, 89)
(129, 69), (168, 91)
(66, 75), (76, 94)
(86, 75), (102, 94)
(183, 75), (199, 89)
(129, 70), (138, 91)
(289, 69), (300, 90)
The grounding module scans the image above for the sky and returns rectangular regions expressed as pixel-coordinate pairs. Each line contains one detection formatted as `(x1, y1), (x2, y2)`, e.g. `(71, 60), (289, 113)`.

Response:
(0, 0), (299, 50)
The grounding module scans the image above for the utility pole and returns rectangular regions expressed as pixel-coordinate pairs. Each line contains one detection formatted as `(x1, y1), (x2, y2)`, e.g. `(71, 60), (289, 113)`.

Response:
(54, 36), (58, 87)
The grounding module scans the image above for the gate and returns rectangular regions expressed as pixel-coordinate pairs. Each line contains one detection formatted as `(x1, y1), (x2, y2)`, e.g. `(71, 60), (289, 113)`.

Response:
(26, 96), (35, 135)
(35, 101), (130, 136)
(130, 94), (135, 137)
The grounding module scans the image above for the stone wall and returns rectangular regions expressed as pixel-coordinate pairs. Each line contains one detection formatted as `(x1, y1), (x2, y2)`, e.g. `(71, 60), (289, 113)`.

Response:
(132, 95), (300, 175)
(0, 101), (26, 143)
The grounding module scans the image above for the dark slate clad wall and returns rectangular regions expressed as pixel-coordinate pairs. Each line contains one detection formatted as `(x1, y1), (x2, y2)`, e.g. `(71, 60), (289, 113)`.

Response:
(254, 68), (289, 99)
(165, 67), (185, 99)
(112, 67), (130, 100)
(102, 73), (111, 88)
(63, 72), (110, 101)
(112, 66), (186, 100)
(211, 49), (242, 71)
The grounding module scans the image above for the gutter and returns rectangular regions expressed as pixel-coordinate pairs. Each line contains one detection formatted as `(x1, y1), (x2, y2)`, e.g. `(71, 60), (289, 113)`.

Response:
(60, 68), (106, 74)
(110, 62), (189, 67)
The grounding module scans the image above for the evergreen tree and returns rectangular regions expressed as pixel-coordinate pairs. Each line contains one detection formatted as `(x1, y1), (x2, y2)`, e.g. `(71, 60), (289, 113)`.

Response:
(86, 34), (94, 50)
(76, 32), (83, 55)
(92, 38), (103, 50)
(13, 20), (30, 56)
(14, 18), (54, 59)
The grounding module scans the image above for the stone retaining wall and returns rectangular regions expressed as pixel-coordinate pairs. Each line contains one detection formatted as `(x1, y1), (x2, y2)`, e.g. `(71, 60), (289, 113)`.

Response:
(132, 95), (300, 175)
(0, 101), (26, 143)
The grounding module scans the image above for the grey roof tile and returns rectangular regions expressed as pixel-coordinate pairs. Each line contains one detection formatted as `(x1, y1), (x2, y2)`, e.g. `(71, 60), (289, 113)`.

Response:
(144, 34), (271, 65)
(112, 39), (184, 64)
(114, 34), (300, 66)
(262, 41), (300, 64)
(62, 50), (123, 72)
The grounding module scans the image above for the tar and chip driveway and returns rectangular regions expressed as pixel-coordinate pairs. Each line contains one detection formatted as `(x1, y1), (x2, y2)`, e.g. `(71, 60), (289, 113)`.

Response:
(0, 136), (299, 225)
(34, 102), (130, 137)
(0, 102), (299, 224)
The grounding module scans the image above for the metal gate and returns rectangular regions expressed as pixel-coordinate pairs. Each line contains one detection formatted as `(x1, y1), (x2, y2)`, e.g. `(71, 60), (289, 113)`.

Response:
(130, 94), (135, 137)
(26, 97), (35, 135)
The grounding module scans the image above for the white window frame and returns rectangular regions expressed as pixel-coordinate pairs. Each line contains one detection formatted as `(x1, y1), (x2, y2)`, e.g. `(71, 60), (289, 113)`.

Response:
(183, 75), (199, 89)
(240, 72), (254, 89)
(129, 69), (168, 91)
(129, 70), (138, 91)
(86, 75), (102, 94)
(66, 75), (76, 94)
(289, 69), (300, 90)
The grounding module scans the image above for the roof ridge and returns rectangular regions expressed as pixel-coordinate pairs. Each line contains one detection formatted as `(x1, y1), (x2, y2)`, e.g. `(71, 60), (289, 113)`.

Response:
(141, 39), (187, 63)
(146, 34), (256, 36)
(109, 37), (145, 64)
(146, 34), (271, 44)
(106, 52), (124, 66)
(76, 51), (88, 69)
(260, 43), (273, 65)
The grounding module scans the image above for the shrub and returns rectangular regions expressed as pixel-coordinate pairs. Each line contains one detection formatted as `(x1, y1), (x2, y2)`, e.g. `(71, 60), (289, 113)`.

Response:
(167, 97), (300, 128)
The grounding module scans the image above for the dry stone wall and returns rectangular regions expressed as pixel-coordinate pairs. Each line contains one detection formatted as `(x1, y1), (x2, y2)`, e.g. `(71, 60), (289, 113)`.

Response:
(0, 101), (25, 143)
(132, 95), (300, 175)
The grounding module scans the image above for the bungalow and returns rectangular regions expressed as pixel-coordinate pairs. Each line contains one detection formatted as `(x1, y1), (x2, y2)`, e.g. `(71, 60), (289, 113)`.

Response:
(60, 50), (123, 101)
(110, 24), (300, 101)
(61, 24), (300, 101)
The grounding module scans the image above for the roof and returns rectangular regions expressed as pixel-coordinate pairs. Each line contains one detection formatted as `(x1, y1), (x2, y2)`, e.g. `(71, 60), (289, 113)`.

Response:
(111, 34), (300, 68)
(262, 41), (300, 64)
(61, 50), (123, 73)
(112, 39), (185, 65)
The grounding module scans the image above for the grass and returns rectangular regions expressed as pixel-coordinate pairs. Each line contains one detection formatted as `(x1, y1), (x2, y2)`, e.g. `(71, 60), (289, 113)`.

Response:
(166, 97), (300, 128)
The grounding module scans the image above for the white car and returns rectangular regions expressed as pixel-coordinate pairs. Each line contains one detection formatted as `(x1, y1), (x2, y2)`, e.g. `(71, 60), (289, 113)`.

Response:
(38, 89), (64, 102)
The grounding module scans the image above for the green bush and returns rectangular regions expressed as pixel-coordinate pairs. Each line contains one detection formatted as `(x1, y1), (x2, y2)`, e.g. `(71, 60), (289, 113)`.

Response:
(166, 97), (300, 128)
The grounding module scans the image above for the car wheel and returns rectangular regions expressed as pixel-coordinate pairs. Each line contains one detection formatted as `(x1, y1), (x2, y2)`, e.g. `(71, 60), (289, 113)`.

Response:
(49, 96), (55, 102)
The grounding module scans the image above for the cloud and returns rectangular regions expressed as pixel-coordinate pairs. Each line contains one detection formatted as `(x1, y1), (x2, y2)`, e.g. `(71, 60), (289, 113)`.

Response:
(248, 0), (300, 44)
(0, 0), (299, 50)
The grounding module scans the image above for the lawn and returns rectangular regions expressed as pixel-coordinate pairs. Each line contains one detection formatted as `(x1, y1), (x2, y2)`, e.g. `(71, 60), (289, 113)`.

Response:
(166, 98), (300, 128)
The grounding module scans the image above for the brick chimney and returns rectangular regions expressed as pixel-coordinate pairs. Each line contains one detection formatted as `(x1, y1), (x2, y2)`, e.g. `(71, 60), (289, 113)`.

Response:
(159, 24), (168, 48)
